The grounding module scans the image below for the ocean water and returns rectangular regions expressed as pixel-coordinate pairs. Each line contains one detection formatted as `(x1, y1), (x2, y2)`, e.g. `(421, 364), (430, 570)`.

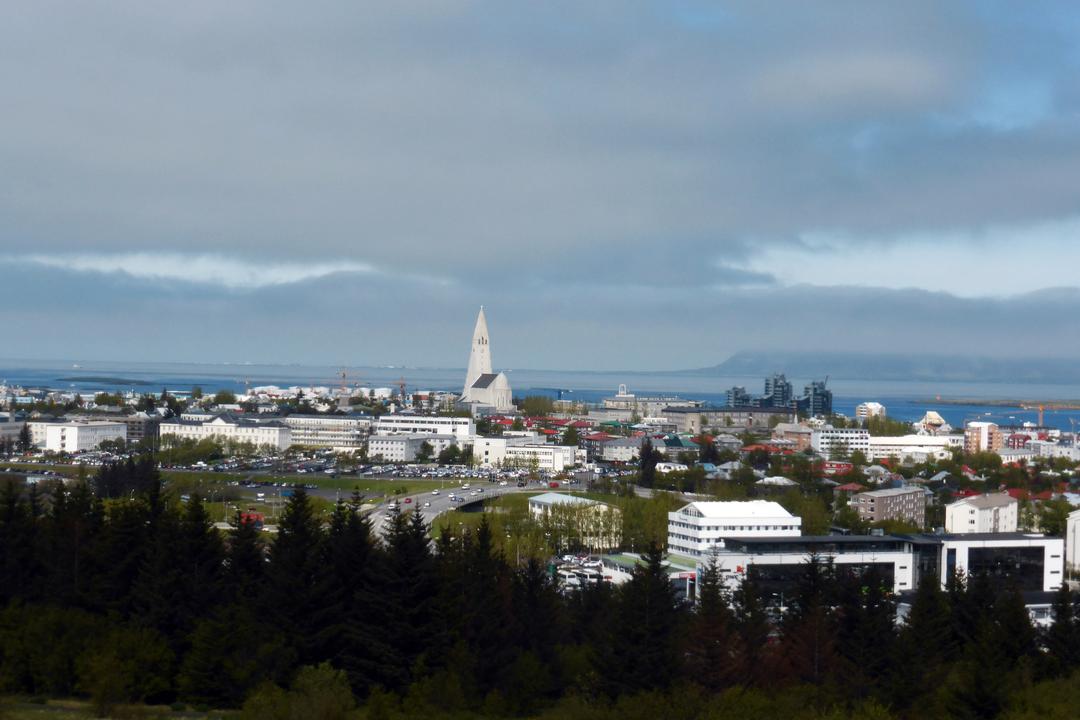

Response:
(4, 358), (1080, 431)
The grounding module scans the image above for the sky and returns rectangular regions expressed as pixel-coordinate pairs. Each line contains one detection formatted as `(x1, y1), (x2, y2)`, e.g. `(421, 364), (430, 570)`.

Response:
(3, 1), (1080, 370)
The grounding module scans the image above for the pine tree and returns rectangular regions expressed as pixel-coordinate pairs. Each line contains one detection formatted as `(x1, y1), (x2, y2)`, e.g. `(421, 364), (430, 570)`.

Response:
(317, 498), (395, 697)
(1043, 583), (1079, 677)
(599, 542), (683, 695)
(890, 574), (953, 711)
(0, 480), (39, 603)
(44, 481), (104, 607)
(684, 557), (737, 691)
(226, 510), (265, 603)
(264, 488), (328, 665)
(834, 566), (895, 701)
(383, 507), (439, 690)
(732, 571), (773, 687)
(780, 553), (838, 687)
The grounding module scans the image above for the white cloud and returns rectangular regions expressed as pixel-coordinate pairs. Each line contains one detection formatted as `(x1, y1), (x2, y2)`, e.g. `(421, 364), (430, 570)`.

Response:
(3, 252), (376, 289)
(737, 216), (1080, 298)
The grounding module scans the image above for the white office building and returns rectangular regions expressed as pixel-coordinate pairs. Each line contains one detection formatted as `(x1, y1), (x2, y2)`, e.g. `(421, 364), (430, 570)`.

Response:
(867, 434), (962, 462)
(160, 414), (292, 451)
(705, 532), (1064, 597)
(368, 433), (457, 463)
(945, 493), (1019, 534)
(472, 436), (578, 471)
(811, 427), (870, 459)
(44, 421), (126, 453)
(373, 414), (475, 441)
(283, 414), (372, 450)
(667, 501), (801, 558)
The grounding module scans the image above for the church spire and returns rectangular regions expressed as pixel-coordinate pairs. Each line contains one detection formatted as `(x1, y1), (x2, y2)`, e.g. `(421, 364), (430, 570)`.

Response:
(462, 307), (493, 399)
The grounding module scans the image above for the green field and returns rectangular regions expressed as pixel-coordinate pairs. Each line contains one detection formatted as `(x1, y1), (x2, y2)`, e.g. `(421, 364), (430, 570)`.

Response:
(0, 697), (231, 719)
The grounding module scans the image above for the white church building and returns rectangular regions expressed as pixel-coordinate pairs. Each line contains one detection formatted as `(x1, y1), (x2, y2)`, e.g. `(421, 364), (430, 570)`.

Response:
(458, 307), (514, 414)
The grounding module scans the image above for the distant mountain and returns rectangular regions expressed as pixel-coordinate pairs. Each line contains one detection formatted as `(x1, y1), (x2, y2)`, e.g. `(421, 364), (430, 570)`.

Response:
(685, 352), (1080, 384)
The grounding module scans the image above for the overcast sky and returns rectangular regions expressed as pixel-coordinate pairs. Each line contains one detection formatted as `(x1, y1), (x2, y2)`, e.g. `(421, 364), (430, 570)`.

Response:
(3, 1), (1080, 370)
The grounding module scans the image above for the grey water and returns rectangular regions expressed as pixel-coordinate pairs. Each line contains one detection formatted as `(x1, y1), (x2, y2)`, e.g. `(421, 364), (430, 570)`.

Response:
(5, 357), (1080, 431)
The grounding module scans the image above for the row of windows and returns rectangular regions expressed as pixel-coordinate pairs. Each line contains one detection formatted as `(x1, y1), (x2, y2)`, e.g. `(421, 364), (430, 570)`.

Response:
(669, 521), (797, 532)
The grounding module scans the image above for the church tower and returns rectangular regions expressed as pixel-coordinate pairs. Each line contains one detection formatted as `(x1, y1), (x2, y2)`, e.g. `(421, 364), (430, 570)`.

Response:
(461, 306), (493, 400)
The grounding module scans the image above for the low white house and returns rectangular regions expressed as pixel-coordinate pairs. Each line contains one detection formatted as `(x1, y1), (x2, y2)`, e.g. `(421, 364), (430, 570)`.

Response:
(944, 493), (1018, 534)
(667, 500), (802, 558)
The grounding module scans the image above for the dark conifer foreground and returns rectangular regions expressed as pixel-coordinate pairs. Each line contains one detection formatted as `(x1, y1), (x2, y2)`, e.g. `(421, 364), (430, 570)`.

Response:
(1, 462), (1080, 719)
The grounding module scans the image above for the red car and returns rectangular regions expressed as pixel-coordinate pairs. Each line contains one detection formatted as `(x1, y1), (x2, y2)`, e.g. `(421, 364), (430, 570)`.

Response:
(404, 497), (413, 504)
(549, 482), (559, 489)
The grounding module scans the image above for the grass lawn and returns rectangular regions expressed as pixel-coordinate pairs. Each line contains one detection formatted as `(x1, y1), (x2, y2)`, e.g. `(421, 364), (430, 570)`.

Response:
(0, 697), (232, 719)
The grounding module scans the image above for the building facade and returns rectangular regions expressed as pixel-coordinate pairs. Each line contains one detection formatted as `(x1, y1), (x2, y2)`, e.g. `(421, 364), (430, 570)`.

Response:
(664, 405), (792, 434)
(373, 415), (475, 441)
(866, 434), (962, 462)
(811, 427), (871, 459)
(849, 487), (926, 527)
(965, 422), (1004, 454)
(283, 414), (372, 450)
(667, 501), (802, 558)
(160, 414), (292, 451)
(944, 494), (1018, 534)
(368, 433), (457, 463)
(44, 421), (126, 453)
(855, 402), (886, 420)
(705, 532), (1064, 598)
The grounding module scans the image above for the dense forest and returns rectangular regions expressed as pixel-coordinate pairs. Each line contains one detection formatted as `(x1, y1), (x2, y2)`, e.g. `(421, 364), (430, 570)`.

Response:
(2, 460), (1080, 719)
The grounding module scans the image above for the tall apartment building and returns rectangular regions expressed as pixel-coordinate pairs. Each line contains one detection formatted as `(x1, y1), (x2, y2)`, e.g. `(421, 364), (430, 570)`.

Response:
(855, 402), (886, 420)
(965, 422), (1004, 454)
(760, 374), (794, 408)
(797, 380), (833, 417)
(849, 487), (926, 527)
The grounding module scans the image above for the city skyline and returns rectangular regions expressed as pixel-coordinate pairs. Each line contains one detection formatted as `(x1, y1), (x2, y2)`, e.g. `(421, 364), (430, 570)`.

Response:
(3, 3), (1080, 369)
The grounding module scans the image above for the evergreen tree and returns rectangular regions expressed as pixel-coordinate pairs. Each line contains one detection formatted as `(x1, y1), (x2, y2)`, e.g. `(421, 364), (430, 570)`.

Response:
(44, 481), (104, 607)
(317, 498), (395, 696)
(1043, 583), (1079, 677)
(732, 571), (773, 687)
(17, 423), (32, 453)
(263, 489), (328, 665)
(383, 507), (439, 690)
(779, 553), (838, 688)
(638, 438), (661, 488)
(226, 510), (266, 603)
(684, 557), (737, 691)
(599, 542), (683, 695)
(0, 480), (39, 604)
(890, 574), (953, 712)
(834, 566), (895, 701)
